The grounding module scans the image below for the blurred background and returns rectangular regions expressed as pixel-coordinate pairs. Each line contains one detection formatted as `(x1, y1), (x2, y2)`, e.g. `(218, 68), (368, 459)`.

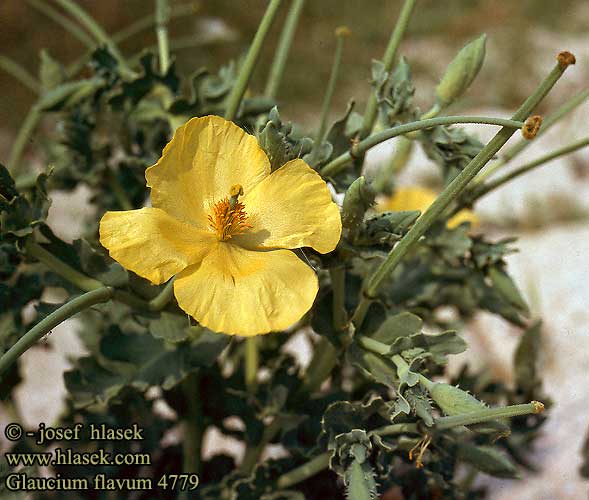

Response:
(1, 1), (588, 498)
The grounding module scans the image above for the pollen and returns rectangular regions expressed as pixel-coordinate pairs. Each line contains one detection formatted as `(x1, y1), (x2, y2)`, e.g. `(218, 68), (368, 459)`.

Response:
(208, 184), (252, 241)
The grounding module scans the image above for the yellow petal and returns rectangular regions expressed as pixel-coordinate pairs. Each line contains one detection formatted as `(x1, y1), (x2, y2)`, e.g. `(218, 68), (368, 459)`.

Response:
(99, 208), (214, 284)
(377, 186), (479, 229)
(173, 243), (318, 336)
(145, 115), (271, 227)
(237, 159), (342, 253)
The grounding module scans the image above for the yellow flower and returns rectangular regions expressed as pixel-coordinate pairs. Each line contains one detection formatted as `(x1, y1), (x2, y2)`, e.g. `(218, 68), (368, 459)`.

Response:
(99, 116), (341, 336)
(377, 186), (478, 229)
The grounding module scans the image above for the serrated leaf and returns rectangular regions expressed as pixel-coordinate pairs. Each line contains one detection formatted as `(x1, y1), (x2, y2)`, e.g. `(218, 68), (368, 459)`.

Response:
(371, 312), (423, 344)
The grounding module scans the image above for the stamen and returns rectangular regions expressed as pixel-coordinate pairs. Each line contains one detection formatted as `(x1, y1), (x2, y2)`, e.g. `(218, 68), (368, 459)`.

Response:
(208, 184), (252, 241)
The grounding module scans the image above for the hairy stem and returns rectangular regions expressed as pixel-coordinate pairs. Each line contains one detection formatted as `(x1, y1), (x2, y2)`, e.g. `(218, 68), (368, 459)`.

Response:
(320, 116), (525, 178)
(264, 0), (305, 98)
(224, 0), (283, 121)
(359, 0), (417, 139)
(351, 60), (570, 328)
(0, 287), (114, 378)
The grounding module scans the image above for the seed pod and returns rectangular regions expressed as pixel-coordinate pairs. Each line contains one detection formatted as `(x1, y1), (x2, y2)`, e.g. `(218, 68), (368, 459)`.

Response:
(435, 34), (487, 109)
(429, 382), (486, 416)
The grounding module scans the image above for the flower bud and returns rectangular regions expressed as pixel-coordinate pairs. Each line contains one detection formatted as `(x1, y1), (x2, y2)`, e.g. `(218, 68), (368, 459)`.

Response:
(435, 34), (487, 109)
(342, 176), (376, 234)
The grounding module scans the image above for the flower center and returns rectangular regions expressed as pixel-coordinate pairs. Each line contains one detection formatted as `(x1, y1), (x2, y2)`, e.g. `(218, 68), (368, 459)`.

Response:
(208, 184), (252, 241)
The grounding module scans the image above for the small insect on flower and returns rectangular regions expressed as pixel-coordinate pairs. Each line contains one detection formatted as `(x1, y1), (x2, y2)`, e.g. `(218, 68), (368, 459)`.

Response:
(99, 116), (342, 336)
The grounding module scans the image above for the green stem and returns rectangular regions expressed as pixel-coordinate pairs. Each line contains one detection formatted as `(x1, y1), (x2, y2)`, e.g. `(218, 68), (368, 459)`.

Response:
(26, 240), (104, 292)
(53, 0), (134, 77)
(434, 402), (544, 430)
(149, 279), (176, 311)
(0, 56), (41, 94)
(181, 373), (203, 474)
(7, 105), (42, 175)
(26, 0), (95, 48)
(309, 28), (348, 165)
(351, 60), (569, 329)
(320, 116), (525, 178)
(329, 266), (347, 331)
(359, 0), (417, 139)
(0, 287), (114, 378)
(276, 452), (330, 489)
(465, 135), (589, 207)
(240, 416), (283, 474)
(264, 0), (305, 98)
(475, 86), (589, 183)
(245, 337), (259, 393)
(296, 337), (338, 397)
(113, 2), (198, 43)
(372, 422), (419, 437)
(224, 0), (283, 121)
(155, 0), (171, 74)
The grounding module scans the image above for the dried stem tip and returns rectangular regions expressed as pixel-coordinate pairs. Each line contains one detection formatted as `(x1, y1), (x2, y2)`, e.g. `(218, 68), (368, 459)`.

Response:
(522, 115), (542, 139)
(335, 26), (352, 38)
(557, 51), (576, 68)
(532, 400), (545, 413)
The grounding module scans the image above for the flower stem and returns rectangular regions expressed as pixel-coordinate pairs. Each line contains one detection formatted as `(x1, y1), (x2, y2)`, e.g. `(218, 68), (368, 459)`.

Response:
(475, 86), (589, 183)
(115, 2), (198, 43)
(240, 416), (283, 474)
(264, 0), (305, 98)
(0, 286), (114, 378)
(463, 135), (589, 208)
(276, 452), (330, 489)
(181, 372), (203, 474)
(309, 27), (349, 165)
(329, 266), (347, 331)
(149, 279), (176, 311)
(359, 0), (417, 139)
(155, 0), (171, 74)
(245, 337), (259, 393)
(53, 0), (134, 77)
(0, 56), (41, 94)
(351, 59), (570, 329)
(7, 104), (42, 175)
(320, 116), (525, 178)
(26, 240), (105, 292)
(25, 0), (96, 48)
(296, 337), (338, 396)
(223, 0), (283, 121)
(434, 402), (544, 430)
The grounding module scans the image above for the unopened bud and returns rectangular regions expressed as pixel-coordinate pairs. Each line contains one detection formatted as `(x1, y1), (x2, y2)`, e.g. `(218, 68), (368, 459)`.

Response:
(435, 34), (487, 109)
(429, 382), (486, 416)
